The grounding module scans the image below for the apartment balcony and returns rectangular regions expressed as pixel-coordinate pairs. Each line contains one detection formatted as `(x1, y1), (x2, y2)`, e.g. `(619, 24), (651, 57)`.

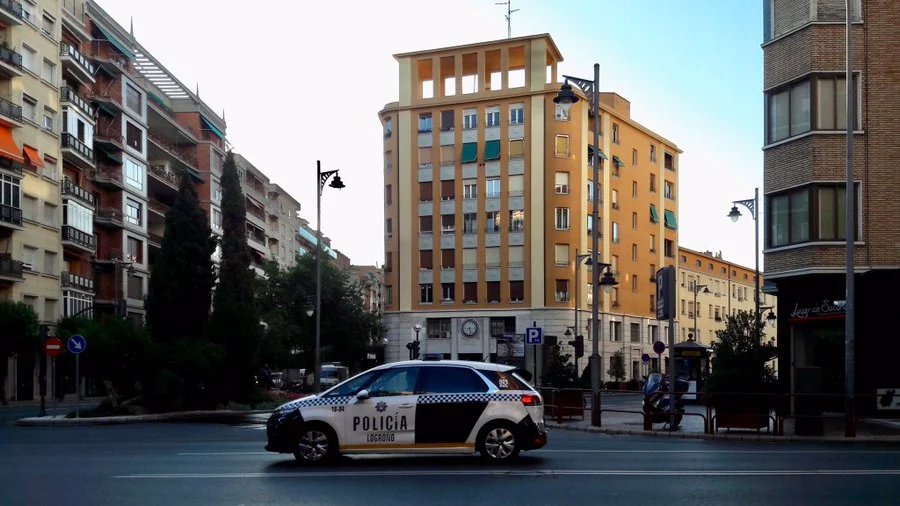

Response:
(61, 271), (94, 292)
(94, 207), (124, 228)
(146, 99), (198, 146)
(60, 87), (95, 119)
(148, 131), (198, 173)
(247, 234), (267, 255)
(148, 232), (162, 249)
(60, 42), (96, 84)
(93, 118), (124, 151)
(0, 96), (22, 128)
(148, 200), (170, 217)
(61, 225), (96, 253)
(0, 203), (23, 229)
(0, 45), (22, 78)
(0, 0), (24, 26)
(0, 155), (23, 176)
(61, 180), (96, 208)
(61, 132), (96, 170)
(0, 253), (23, 283)
(148, 163), (180, 192)
(90, 165), (124, 190)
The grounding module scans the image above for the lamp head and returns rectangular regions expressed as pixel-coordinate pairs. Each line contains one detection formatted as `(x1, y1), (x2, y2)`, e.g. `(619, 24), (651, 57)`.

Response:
(599, 270), (618, 294)
(728, 205), (741, 223)
(329, 175), (345, 189)
(553, 82), (579, 116)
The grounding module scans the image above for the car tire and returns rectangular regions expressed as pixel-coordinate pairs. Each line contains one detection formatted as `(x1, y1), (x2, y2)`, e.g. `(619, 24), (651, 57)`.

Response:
(292, 423), (338, 464)
(477, 422), (521, 463)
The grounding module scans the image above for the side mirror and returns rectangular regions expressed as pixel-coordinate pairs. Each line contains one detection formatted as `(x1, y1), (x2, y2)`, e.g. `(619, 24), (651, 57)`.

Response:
(356, 389), (370, 400)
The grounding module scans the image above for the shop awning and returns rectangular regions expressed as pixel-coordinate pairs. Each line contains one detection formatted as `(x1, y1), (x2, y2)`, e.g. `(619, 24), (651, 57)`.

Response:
(650, 204), (659, 223)
(461, 142), (477, 163)
(23, 145), (44, 168)
(484, 139), (500, 161)
(664, 209), (678, 230)
(201, 116), (225, 140)
(0, 126), (23, 164)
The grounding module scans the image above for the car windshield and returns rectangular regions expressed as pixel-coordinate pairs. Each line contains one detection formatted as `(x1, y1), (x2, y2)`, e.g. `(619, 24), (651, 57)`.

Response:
(321, 370), (380, 397)
(321, 370), (340, 378)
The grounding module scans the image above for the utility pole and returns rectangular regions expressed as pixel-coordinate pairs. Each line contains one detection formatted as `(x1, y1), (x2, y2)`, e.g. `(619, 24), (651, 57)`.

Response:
(495, 1), (519, 39)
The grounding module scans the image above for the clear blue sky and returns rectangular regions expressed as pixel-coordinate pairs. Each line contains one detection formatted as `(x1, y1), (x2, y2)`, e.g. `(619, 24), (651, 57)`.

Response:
(102, 0), (765, 270)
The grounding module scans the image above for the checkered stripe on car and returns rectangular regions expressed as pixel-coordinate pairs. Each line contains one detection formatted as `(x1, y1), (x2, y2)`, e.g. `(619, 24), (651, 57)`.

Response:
(417, 392), (523, 404)
(279, 395), (353, 411)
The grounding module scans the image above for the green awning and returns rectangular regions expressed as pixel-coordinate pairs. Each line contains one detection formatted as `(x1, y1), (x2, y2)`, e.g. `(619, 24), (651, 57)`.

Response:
(148, 92), (174, 115)
(664, 209), (678, 230)
(461, 142), (477, 163)
(94, 23), (134, 59)
(201, 116), (225, 140)
(484, 139), (500, 160)
(613, 155), (625, 167)
(587, 145), (608, 160)
(650, 204), (659, 223)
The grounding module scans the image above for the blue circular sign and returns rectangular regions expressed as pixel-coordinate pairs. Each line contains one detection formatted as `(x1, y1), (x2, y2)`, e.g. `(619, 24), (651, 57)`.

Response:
(652, 340), (666, 355)
(67, 334), (87, 355)
(641, 353), (650, 363)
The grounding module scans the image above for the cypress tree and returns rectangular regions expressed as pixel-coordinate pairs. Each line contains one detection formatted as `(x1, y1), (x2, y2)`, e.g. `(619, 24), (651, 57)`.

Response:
(146, 171), (216, 343)
(208, 151), (262, 401)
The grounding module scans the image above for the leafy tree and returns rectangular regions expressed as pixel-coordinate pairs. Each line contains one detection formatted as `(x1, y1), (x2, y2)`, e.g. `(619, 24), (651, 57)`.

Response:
(541, 344), (576, 388)
(707, 310), (778, 408)
(258, 253), (385, 372)
(57, 317), (157, 407)
(0, 302), (38, 404)
(208, 151), (262, 402)
(608, 349), (627, 382)
(146, 171), (216, 343)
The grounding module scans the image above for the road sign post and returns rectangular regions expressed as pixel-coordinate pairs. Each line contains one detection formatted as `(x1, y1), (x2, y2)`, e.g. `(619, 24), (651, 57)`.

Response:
(525, 326), (543, 385)
(67, 335), (87, 418)
(656, 266), (677, 430)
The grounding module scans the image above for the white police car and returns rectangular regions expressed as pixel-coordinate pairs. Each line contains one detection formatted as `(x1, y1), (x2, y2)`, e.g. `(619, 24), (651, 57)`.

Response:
(265, 359), (546, 464)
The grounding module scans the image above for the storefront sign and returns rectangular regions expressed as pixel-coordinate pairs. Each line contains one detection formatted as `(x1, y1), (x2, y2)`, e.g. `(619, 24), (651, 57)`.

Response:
(790, 301), (846, 322)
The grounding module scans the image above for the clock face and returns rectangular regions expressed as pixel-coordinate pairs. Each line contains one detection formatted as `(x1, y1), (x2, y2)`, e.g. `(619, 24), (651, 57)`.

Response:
(462, 319), (478, 336)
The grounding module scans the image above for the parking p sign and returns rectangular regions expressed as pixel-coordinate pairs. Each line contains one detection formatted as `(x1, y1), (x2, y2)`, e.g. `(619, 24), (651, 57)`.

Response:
(525, 327), (543, 345)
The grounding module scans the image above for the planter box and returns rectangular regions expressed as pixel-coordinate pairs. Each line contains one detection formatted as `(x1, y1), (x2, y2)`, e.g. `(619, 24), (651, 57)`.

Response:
(714, 404), (772, 432)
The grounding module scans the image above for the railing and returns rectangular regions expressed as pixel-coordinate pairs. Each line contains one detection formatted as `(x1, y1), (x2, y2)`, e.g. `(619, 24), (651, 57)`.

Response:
(95, 207), (123, 225)
(148, 232), (163, 246)
(91, 166), (123, 186)
(148, 164), (180, 188)
(0, 0), (24, 20)
(0, 203), (22, 226)
(61, 179), (96, 206)
(0, 45), (22, 69)
(60, 86), (95, 117)
(147, 131), (198, 169)
(59, 42), (96, 76)
(61, 225), (96, 249)
(0, 155), (23, 175)
(148, 200), (170, 215)
(0, 96), (22, 122)
(0, 253), (23, 278)
(61, 270), (94, 291)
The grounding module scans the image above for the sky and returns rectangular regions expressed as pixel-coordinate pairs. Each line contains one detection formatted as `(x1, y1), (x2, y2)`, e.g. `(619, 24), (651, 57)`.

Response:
(99, 0), (765, 270)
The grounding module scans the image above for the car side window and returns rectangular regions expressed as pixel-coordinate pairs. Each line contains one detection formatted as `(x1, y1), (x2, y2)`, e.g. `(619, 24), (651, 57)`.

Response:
(481, 370), (529, 391)
(421, 367), (490, 394)
(366, 367), (420, 397)
(323, 370), (380, 397)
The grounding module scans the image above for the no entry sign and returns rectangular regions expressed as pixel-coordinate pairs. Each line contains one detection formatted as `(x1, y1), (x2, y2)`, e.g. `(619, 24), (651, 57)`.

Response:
(44, 337), (63, 357)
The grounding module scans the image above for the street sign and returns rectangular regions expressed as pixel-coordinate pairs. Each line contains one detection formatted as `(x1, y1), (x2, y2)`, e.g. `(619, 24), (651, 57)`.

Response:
(656, 267), (675, 320)
(44, 337), (63, 357)
(525, 327), (543, 345)
(653, 340), (666, 355)
(67, 334), (87, 355)
(641, 353), (650, 363)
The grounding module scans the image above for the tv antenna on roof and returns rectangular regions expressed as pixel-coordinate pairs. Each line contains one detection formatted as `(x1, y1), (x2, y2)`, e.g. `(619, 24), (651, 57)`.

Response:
(495, 1), (519, 39)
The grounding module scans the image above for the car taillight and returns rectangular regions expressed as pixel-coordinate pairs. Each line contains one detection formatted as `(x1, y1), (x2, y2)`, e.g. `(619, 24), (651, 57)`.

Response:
(521, 394), (541, 406)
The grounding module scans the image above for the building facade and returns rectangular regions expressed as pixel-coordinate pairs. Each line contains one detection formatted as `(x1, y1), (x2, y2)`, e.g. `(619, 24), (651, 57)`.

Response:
(379, 34), (682, 381)
(762, 0), (897, 414)
(265, 183), (301, 268)
(351, 264), (384, 314)
(677, 248), (776, 346)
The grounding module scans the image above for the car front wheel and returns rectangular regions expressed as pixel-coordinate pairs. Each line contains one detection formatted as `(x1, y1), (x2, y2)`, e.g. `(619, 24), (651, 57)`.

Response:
(293, 424), (337, 464)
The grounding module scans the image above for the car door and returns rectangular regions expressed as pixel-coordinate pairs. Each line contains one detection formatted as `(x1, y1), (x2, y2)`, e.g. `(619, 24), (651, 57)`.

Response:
(415, 366), (492, 447)
(342, 366), (421, 450)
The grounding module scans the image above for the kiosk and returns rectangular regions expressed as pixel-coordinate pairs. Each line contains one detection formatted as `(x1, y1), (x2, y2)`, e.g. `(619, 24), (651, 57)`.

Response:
(673, 338), (711, 403)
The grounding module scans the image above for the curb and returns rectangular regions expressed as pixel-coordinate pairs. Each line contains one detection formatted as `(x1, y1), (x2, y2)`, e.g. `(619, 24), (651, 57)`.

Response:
(545, 423), (900, 444)
(16, 409), (272, 426)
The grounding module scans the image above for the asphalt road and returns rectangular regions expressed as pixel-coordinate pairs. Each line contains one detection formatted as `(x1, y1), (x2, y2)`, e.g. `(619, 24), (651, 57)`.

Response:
(3, 418), (900, 506)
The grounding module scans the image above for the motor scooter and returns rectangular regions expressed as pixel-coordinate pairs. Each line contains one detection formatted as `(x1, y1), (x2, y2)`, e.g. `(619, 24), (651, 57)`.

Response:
(642, 372), (689, 429)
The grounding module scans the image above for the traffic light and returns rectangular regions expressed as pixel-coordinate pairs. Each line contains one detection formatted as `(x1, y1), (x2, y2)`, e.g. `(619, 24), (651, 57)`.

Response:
(568, 335), (584, 359)
(406, 340), (421, 360)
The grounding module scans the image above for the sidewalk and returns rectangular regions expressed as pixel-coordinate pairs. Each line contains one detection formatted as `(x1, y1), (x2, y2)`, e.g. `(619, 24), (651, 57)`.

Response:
(0, 397), (104, 426)
(546, 403), (900, 443)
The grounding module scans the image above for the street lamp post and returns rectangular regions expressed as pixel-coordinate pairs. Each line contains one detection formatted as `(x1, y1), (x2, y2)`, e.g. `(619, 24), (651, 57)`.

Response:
(728, 187), (761, 343)
(556, 65), (618, 427)
(313, 160), (344, 394)
(691, 284), (710, 342)
(760, 306), (777, 328)
(573, 249), (593, 374)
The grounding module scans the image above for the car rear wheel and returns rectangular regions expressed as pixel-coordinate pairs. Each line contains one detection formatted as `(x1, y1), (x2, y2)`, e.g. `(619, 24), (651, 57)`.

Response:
(478, 422), (520, 462)
(293, 424), (337, 464)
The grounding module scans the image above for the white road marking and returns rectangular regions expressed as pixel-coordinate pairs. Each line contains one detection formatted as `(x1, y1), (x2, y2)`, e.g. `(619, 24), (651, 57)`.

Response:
(115, 469), (900, 479)
(175, 449), (900, 456)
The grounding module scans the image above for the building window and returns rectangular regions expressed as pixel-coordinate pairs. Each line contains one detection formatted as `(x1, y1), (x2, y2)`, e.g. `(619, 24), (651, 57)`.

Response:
(126, 236), (143, 263)
(509, 103), (524, 124)
(124, 158), (144, 191)
(42, 107), (55, 131)
(554, 135), (570, 157)
(212, 208), (222, 230)
(441, 283), (455, 302)
(486, 178), (501, 198)
(487, 281), (501, 303)
(440, 214), (455, 233)
(509, 138), (524, 158)
(486, 247), (500, 266)
(609, 321), (622, 342)
(767, 183), (860, 247)
(1, 173), (22, 210)
(463, 282), (477, 303)
(632, 212), (638, 230)
(385, 218), (393, 237)
(554, 244), (569, 266)
(631, 243), (638, 261)
(419, 181), (433, 202)
(612, 123), (619, 144)
(463, 213), (477, 234)
(554, 172), (569, 194)
(463, 181), (477, 199)
(612, 222), (619, 243)
(664, 181), (674, 199)
(384, 185), (392, 205)
(555, 279), (569, 301)
(632, 180), (638, 198)
(384, 286), (392, 306)
(664, 239), (674, 258)
(125, 83), (143, 115)
(486, 107), (500, 127)
(509, 280), (524, 302)
(632, 274), (639, 292)
(419, 250), (433, 270)
(509, 210), (525, 231)
(632, 148), (638, 166)
(463, 109), (477, 130)
(63, 200), (93, 235)
(650, 173), (657, 193)
(486, 211), (500, 232)
(420, 284), (433, 304)
(419, 216), (432, 234)
(554, 103), (570, 121)
(611, 189), (618, 208)
(126, 121), (143, 152)
(767, 74), (860, 144)
(555, 208), (569, 230)
(650, 234), (656, 252)
(22, 94), (37, 123)
(41, 58), (55, 85)
(64, 291), (93, 319)
(418, 112), (432, 133)
(383, 117), (393, 137)
(125, 198), (142, 226)
(650, 144), (656, 162)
